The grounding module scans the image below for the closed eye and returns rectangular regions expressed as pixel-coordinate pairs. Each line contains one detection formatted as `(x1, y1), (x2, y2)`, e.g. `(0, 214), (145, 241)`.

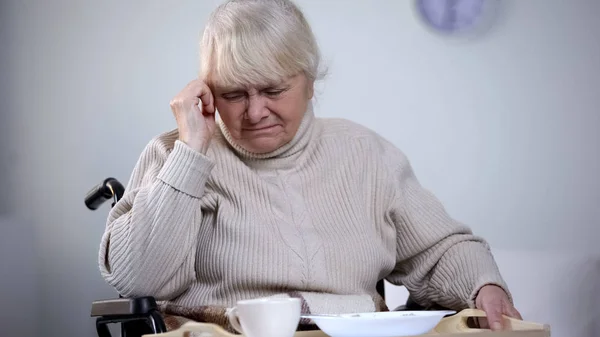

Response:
(221, 92), (246, 102)
(262, 88), (287, 98)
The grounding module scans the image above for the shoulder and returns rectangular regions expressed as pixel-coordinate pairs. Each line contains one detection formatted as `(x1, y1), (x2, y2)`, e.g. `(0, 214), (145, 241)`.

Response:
(316, 117), (412, 171)
(146, 129), (180, 154)
(317, 118), (405, 155)
(133, 129), (180, 169)
(318, 118), (379, 140)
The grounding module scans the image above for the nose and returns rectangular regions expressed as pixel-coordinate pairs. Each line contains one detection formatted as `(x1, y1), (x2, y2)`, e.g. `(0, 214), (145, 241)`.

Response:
(246, 94), (269, 124)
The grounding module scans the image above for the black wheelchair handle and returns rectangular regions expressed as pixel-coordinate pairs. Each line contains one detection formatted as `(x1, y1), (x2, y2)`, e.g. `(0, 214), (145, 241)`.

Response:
(85, 177), (125, 210)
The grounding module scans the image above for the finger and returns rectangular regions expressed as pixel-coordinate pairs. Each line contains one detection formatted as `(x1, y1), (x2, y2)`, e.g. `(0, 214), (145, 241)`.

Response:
(510, 308), (523, 320)
(185, 80), (215, 114)
(504, 302), (523, 320)
(205, 111), (216, 126)
(192, 82), (214, 114)
(485, 306), (504, 331)
(199, 87), (215, 114)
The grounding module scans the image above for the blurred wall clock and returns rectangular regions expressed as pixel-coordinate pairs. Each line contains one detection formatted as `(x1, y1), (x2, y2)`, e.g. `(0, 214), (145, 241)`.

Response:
(415, 0), (501, 36)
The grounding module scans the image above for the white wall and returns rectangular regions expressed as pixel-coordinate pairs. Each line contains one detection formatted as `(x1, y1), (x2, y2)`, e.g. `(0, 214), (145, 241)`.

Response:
(2, 1), (598, 336)
(0, 217), (39, 337)
(0, 0), (12, 214)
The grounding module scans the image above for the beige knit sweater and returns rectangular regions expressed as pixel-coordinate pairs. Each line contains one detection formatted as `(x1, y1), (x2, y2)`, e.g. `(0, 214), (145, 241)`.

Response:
(98, 105), (510, 327)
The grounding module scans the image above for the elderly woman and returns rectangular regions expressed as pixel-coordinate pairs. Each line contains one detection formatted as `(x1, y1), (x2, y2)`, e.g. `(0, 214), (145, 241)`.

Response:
(99, 0), (521, 332)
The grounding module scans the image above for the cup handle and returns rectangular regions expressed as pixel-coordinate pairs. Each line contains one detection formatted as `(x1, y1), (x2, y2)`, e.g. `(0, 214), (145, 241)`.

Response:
(226, 307), (243, 334)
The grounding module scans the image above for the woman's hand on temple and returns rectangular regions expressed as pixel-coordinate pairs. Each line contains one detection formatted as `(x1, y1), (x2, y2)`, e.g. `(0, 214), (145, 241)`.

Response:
(170, 80), (216, 154)
(475, 284), (522, 331)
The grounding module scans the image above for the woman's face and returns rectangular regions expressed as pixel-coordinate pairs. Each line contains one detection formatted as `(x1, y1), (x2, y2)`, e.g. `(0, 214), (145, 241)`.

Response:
(212, 73), (314, 154)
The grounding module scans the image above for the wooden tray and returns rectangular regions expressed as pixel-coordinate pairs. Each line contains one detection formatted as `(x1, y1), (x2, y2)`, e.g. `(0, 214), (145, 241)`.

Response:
(145, 309), (550, 337)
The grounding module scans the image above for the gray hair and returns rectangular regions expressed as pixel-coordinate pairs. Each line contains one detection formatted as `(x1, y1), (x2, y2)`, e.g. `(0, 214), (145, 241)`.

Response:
(200, 0), (326, 89)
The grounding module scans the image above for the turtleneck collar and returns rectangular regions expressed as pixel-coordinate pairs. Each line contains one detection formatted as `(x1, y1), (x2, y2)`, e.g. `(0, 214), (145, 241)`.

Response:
(216, 102), (316, 162)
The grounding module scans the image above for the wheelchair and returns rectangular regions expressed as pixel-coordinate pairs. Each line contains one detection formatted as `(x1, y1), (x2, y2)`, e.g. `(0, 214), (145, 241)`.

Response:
(85, 177), (431, 337)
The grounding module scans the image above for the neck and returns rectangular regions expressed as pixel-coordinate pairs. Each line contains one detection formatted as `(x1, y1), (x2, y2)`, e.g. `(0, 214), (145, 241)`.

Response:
(217, 103), (316, 161)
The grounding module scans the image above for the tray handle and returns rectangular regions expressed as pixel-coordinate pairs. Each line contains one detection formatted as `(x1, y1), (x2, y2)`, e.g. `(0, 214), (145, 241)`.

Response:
(143, 322), (327, 337)
(143, 322), (239, 337)
(434, 309), (550, 334)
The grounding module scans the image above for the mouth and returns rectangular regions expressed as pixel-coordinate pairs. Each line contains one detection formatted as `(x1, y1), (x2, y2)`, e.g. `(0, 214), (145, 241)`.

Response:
(242, 125), (280, 132)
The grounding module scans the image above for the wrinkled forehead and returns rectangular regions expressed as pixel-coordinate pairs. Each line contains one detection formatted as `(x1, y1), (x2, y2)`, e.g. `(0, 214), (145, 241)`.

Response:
(207, 72), (276, 89)
(210, 77), (293, 94)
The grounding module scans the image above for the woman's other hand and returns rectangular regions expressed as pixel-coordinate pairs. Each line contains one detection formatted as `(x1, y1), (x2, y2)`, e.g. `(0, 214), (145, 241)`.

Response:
(475, 284), (522, 331)
(170, 79), (216, 154)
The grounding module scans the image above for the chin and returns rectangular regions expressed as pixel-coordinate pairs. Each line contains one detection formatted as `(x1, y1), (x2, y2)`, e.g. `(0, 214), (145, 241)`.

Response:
(245, 138), (287, 154)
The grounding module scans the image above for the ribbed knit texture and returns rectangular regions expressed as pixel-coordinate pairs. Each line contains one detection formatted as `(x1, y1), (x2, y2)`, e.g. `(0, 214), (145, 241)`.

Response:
(98, 105), (511, 316)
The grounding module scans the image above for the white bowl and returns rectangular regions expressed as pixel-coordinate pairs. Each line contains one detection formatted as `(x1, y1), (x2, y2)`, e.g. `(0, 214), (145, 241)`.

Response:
(302, 310), (456, 337)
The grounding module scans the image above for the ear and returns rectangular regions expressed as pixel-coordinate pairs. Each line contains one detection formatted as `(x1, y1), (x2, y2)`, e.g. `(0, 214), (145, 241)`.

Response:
(306, 81), (315, 100)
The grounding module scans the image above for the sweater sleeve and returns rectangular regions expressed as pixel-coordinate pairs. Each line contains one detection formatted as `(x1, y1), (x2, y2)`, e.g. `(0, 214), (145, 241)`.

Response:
(98, 135), (215, 300)
(382, 143), (511, 310)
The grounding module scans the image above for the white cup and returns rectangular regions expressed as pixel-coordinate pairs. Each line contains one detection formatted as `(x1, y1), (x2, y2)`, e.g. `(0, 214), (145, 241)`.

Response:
(226, 297), (301, 337)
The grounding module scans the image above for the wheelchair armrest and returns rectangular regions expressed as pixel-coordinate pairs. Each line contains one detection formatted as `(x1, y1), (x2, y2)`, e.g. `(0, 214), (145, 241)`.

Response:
(91, 296), (159, 317)
(91, 297), (167, 337)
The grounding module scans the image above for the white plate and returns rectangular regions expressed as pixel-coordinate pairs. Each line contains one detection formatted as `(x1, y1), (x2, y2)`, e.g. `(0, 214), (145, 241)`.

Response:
(302, 310), (456, 337)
